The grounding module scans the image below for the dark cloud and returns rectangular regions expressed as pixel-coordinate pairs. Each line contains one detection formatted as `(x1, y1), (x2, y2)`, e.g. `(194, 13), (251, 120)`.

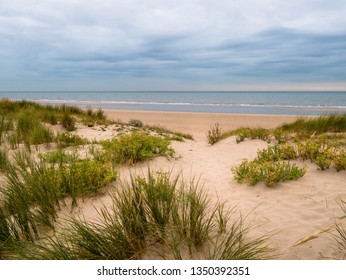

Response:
(1, 0), (346, 89)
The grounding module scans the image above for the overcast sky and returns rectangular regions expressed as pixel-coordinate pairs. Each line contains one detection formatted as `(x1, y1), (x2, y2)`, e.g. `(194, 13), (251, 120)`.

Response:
(1, 0), (346, 91)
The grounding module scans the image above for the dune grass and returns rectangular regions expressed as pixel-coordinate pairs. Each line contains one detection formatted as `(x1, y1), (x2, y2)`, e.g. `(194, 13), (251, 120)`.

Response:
(0, 150), (118, 242)
(334, 199), (346, 256)
(11, 170), (272, 260)
(279, 114), (346, 135)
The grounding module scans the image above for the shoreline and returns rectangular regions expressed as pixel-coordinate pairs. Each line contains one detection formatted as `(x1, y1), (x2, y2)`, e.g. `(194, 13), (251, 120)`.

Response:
(33, 100), (346, 115)
(103, 109), (301, 140)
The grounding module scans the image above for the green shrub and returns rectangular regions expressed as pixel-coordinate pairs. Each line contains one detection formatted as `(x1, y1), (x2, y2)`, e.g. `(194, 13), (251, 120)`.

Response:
(207, 123), (222, 145)
(256, 144), (297, 163)
(58, 160), (118, 206)
(315, 154), (332, 170)
(232, 160), (306, 187)
(129, 119), (143, 128)
(100, 132), (174, 164)
(226, 127), (271, 143)
(333, 152), (346, 171)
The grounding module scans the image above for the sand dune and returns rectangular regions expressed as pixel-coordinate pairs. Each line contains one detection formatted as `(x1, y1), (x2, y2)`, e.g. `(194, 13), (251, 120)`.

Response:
(65, 110), (346, 259)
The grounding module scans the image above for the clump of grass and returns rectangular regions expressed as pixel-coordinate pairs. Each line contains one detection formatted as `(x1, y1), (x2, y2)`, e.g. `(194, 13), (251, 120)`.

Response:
(206, 123), (222, 145)
(1, 150), (118, 241)
(100, 132), (174, 165)
(21, 170), (272, 260)
(333, 199), (346, 256)
(0, 149), (9, 172)
(38, 149), (80, 167)
(279, 114), (346, 135)
(61, 113), (75, 131)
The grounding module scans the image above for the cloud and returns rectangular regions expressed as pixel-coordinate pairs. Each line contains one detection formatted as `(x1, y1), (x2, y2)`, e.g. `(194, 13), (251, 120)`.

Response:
(1, 0), (346, 90)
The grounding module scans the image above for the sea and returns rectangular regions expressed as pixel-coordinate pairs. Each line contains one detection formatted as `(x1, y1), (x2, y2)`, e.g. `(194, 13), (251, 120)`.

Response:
(1, 91), (346, 115)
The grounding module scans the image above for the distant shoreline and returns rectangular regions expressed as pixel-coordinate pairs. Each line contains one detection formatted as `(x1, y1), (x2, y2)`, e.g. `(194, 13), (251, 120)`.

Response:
(34, 99), (346, 116)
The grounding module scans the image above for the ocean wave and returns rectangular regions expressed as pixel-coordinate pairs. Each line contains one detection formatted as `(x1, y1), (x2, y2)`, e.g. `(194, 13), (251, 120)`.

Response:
(33, 99), (346, 110)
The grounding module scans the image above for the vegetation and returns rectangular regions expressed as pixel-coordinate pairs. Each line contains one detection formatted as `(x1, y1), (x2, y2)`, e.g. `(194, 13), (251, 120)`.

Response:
(129, 119), (143, 128)
(227, 114), (346, 187)
(145, 124), (194, 141)
(11, 171), (272, 260)
(100, 132), (174, 165)
(206, 123), (222, 145)
(334, 199), (346, 255)
(0, 151), (118, 241)
(232, 159), (306, 187)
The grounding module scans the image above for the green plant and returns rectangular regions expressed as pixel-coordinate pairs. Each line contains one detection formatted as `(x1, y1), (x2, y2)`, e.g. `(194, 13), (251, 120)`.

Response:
(315, 154), (332, 170)
(100, 132), (174, 165)
(61, 113), (75, 131)
(145, 124), (193, 140)
(129, 119), (143, 128)
(0, 149), (9, 172)
(256, 144), (297, 163)
(56, 132), (87, 147)
(279, 114), (346, 135)
(333, 199), (346, 255)
(232, 159), (306, 187)
(39, 149), (79, 167)
(207, 123), (222, 145)
(333, 152), (346, 171)
(58, 160), (118, 206)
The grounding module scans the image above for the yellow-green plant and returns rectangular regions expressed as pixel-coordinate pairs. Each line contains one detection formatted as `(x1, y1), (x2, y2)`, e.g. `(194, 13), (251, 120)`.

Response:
(207, 123), (222, 145)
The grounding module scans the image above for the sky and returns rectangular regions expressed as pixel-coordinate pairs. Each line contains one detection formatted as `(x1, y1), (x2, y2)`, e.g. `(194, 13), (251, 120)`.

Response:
(1, 0), (346, 91)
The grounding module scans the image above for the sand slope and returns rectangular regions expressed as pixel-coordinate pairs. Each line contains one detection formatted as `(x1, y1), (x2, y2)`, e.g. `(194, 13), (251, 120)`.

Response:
(64, 111), (346, 259)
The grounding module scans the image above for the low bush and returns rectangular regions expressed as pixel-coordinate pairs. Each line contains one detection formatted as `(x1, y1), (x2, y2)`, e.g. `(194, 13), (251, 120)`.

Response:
(256, 144), (297, 162)
(129, 119), (143, 128)
(232, 160), (306, 187)
(332, 151), (346, 171)
(224, 127), (271, 143)
(100, 132), (174, 165)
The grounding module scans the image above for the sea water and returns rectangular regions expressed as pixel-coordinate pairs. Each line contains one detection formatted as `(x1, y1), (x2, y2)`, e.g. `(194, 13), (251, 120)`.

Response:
(1, 91), (346, 115)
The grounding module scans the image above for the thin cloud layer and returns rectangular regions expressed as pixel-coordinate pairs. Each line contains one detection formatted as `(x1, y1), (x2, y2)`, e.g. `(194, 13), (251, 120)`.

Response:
(1, 0), (346, 90)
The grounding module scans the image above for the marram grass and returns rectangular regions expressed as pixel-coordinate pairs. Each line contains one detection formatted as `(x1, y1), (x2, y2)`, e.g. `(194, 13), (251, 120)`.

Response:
(15, 171), (273, 260)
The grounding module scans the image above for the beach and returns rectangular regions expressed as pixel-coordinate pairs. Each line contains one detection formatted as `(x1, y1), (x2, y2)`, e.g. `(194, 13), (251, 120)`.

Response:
(103, 109), (300, 140)
(1, 100), (346, 260)
(64, 109), (346, 259)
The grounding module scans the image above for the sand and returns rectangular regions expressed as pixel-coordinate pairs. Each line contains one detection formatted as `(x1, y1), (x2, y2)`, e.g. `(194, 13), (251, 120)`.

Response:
(64, 110), (346, 259)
